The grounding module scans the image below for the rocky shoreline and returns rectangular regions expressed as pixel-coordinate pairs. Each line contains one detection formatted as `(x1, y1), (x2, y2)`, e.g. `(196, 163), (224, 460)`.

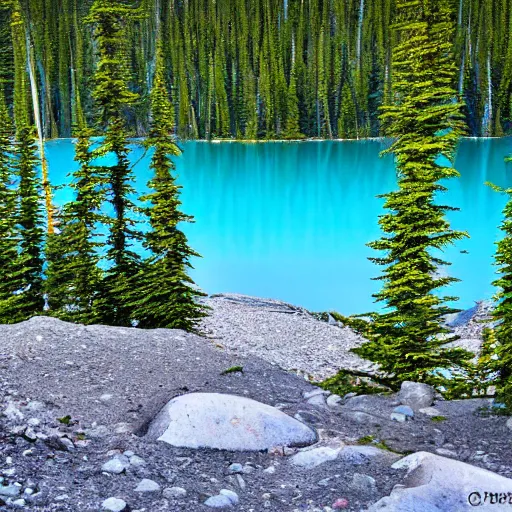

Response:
(0, 295), (510, 511)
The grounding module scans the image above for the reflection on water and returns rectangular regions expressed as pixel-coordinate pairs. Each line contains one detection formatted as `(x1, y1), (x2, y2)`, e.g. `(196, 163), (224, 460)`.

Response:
(45, 138), (512, 315)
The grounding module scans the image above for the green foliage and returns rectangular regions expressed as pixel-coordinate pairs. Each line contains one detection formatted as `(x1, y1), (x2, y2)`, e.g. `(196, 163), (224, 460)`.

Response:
(351, 0), (474, 389)
(85, 0), (144, 326)
(128, 46), (207, 331)
(319, 369), (392, 396)
(45, 125), (104, 324)
(431, 416), (447, 422)
(478, 179), (512, 411)
(221, 366), (244, 375)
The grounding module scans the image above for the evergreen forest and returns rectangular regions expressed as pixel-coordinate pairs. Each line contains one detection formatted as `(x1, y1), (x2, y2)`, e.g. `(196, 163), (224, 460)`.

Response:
(0, 0), (511, 140)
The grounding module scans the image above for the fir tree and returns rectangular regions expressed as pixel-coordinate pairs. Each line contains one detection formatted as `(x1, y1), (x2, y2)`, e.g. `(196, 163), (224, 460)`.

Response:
(480, 179), (512, 409)
(85, 0), (144, 326)
(0, 88), (20, 322)
(131, 46), (207, 331)
(351, 0), (473, 388)
(284, 64), (304, 139)
(8, 124), (45, 322)
(45, 123), (104, 323)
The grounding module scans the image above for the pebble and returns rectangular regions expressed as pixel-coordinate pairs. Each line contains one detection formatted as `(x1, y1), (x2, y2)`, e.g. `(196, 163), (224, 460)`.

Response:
(419, 407), (443, 417)
(263, 466), (276, 474)
(326, 395), (343, 408)
(332, 498), (349, 509)
(291, 446), (342, 469)
(390, 412), (407, 422)
(102, 456), (130, 474)
(134, 479), (161, 493)
(228, 463), (243, 474)
(129, 455), (146, 467)
(507, 418), (512, 430)
(220, 489), (239, 505)
(163, 487), (187, 499)
(436, 448), (458, 458)
(393, 405), (414, 418)
(204, 494), (235, 508)
(12, 499), (26, 508)
(102, 497), (127, 511)
(0, 485), (21, 497)
(351, 473), (377, 494)
(236, 474), (246, 490)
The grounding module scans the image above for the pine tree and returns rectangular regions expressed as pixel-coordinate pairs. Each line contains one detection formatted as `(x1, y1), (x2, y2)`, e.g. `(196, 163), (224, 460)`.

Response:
(131, 46), (207, 331)
(284, 63), (303, 139)
(45, 123), (104, 324)
(9, 124), (45, 322)
(480, 179), (512, 409)
(351, 0), (473, 388)
(85, 0), (144, 326)
(0, 88), (20, 322)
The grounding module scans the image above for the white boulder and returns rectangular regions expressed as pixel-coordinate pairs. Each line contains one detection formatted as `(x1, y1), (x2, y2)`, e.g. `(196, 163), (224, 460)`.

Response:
(146, 393), (317, 451)
(367, 451), (512, 511)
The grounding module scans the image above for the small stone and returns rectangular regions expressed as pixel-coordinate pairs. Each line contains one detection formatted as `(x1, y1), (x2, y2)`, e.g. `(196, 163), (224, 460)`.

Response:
(398, 381), (435, 410)
(326, 395), (343, 408)
(263, 466), (276, 474)
(3, 402), (24, 421)
(390, 412), (407, 422)
(100, 394), (113, 402)
(23, 428), (38, 442)
(12, 499), (26, 507)
(419, 407), (443, 417)
(351, 473), (377, 494)
(393, 405), (414, 418)
(0, 485), (21, 497)
(507, 418), (512, 430)
(134, 479), (161, 493)
(435, 448), (458, 458)
(59, 438), (75, 452)
(204, 495), (234, 508)
(318, 477), (331, 486)
(163, 487), (187, 499)
(55, 494), (69, 501)
(219, 489), (239, 505)
(303, 389), (328, 399)
(27, 418), (40, 427)
(129, 455), (146, 467)
(235, 474), (246, 490)
(123, 451), (135, 458)
(228, 463), (243, 474)
(102, 497), (127, 511)
(332, 498), (349, 509)
(291, 446), (342, 469)
(102, 456), (130, 474)
(24, 489), (34, 496)
(307, 394), (327, 408)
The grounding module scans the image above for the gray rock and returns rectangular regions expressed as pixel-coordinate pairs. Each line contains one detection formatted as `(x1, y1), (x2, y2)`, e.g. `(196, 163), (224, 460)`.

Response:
(303, 389), (327, 399)
(0, 485), (21, 497)
(12, 499), (26, 508)
(390, 412), (407, 423)
(220, 489), (239, 505)
(163, 487), (187, 499)
(367, 451), (512, 511)
(146, 393), (317, 451)
(351, 473), (377, 494)
(102, 497), (127, 511)
(129, 455), (146, 467)
(228, 463), (243, 474)
(326, 394), (342, 408)
(435, 448), (458, 458)
(102, 456), (130, 474)
(205, 494), (234, 508)
(235, 474), (246, 490)
(393, 405), (414, 418)
(3, 402), (24, 422)
(134, 479), (161, 493)
(507, 417), (512, 430)
(418, 407), (442, 417)
(306, 394), (327, 408)
(291, 446), (343, 469)
(338, 445), (398, 465)
(398, 381), (434, 410)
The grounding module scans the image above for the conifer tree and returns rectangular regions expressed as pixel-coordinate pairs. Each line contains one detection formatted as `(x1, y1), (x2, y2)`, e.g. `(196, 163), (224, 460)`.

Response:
(85, 0), (144, 326)
(9, 124), (45, 322)
(351, 0), (473, 388)
(0, 89), (20, 322)
(45, 122), (104, 323)
(131, 46), (206, 331)
(284, 64), (303, 140)
(479, 179), (512, 409)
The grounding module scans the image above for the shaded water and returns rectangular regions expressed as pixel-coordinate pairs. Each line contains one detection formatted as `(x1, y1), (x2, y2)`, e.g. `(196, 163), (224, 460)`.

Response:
(46, 138), (512, 315)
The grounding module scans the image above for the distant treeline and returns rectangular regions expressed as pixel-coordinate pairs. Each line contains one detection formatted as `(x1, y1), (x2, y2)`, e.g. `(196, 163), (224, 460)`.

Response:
(0, 0), (510, 139)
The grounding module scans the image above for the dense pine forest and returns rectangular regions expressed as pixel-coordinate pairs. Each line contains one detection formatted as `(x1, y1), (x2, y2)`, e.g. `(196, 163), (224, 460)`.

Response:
(0, 0), (511, 140)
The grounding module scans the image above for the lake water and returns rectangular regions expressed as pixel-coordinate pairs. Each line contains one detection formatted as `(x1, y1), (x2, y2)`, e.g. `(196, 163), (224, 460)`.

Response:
(46, 138), (512, 316)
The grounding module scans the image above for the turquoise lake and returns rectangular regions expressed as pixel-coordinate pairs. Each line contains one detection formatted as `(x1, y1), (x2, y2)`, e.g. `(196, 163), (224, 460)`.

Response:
(46, 138), (512, 316)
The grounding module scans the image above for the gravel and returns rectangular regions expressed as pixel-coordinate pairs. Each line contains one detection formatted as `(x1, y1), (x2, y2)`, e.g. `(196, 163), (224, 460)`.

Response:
(200, 293), (377, 380)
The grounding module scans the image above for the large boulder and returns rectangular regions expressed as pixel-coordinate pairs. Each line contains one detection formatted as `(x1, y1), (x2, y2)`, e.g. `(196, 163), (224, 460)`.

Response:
(367, 451), (512, 511)
(398, 382), (434, 411)
(146, 393), (318, 451)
